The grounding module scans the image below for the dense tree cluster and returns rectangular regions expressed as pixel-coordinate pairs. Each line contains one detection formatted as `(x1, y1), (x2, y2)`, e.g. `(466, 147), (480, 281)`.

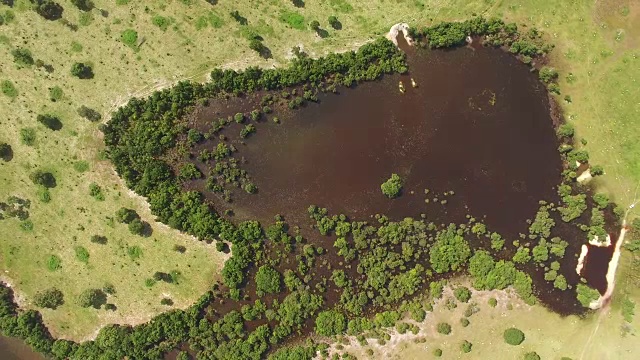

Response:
(380, 173), (403, 198)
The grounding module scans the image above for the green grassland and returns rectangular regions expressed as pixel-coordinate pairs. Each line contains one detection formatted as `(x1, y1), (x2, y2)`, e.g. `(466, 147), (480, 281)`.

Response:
(336, 269), (640, 360)
(0, 0), (639, 344)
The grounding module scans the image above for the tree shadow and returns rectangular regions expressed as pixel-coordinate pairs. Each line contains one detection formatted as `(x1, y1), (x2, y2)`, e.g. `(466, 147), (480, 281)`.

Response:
(292, 0), (305, 7)
(141, 221), (154, 237)
(331, 20), (343, 30)
(0, 144), (13, 162)
(230, 11), (248, 26)
(316, 28), (329, 38)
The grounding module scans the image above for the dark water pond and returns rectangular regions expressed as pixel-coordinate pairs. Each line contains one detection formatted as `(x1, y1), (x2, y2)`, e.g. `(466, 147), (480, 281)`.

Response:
(202, 43), (562, 241)
(0, 336), (43, 360)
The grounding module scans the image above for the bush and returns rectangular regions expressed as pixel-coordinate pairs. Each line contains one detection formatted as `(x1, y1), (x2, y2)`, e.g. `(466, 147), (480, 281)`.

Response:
(33, 0), (64, 21)
(75, 246), (89, 263)
(128, 218), (145, 236)
(121, 29), (138, 47)
(90, 235), (107, 244)
(460, 317), (470, 327)
(436, 322), (451, 335)
(115, 207), (139, 223)
(77, 288), (106, 308)
(433, 348), (442, 357)
(503, 328), (525, 345)
(1, 80), (18, 98)
(576, 283), (600, 308)
(77, 105), (102, 122)
(590, 165), (604, 176)
(488, 297), (497, 307)
(461, 340), (472, 353)
(20, 128), (36, 146)
(255, 265), (282, 294)
(29, 170), (56, 188)
(71, 0), (93, 11)
(49, 86), (63, 101)
(557, 123), (575, 138)
(70, 62), (94, 79)
(454, 286), (472, 303)
(11, 48), (34, 67)
(524, 352), (541, 360)
(33, 287), (64, 309)
(315, 310), (346, 336)
(328, 15), (340, 29)
(381, 173), (403, 198)
(539, 67), (559, 83)
(46, 255), (62, 271)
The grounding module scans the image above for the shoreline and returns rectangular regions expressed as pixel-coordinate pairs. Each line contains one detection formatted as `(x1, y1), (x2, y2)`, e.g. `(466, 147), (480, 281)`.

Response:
(590, 222), (628, 309)
(386, 23), (413, 47)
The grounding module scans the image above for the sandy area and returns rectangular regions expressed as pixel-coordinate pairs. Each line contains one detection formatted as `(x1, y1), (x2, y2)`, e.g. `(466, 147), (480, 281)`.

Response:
(576, 244), (589, 275)
(386, 23), (414, 46)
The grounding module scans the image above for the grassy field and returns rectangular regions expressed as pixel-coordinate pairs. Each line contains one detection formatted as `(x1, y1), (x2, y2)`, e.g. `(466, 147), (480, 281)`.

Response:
(0, 0), (638, 344)
(334, 267), (640, 360)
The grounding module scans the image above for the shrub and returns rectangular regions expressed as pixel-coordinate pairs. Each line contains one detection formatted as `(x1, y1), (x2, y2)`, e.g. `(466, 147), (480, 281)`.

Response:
(77, 105), (102, 122)
(128, 218), (145, 235)
(436, 322), (451, 335)
(37, 114), (63, 130)
(33, 0), (64, 21)
(255, 265), (282, 295)
(504, 328), (525, 345)
(557, 123), (575, 138)
(381, 173), (403, 198)
(115, 207), (139, 223)
(488, 297), (497, 307)
(20, 128), (36, 146)
(75, 246), (89, 263)
(90, 235), (107, 244)
(89, 183), (105, 200)
(46, 255), (62, 271)
(576, 283), (600, 307)
(29, 170), (56, 188)
(121, 29), (138, 47)
(33, 288), (64, 309)
(11, 48), (34, 67)
(454, 286), (472, 303)
(1, 80), (18, 98)
(315, 310), (347, 336)
(460, 317), (470, 327)
(524, 352), (541, 360)
(71, 0), (93, 11)
(70, 62), (94, 79)
(590, 165), (604, 176)
(77, 288), (106, 308)
(461, 340), (472, 353)
(328, 15), (340, 29)
(433, 348), (442, 357)
(49, 86), (63, 101)
(539, 67), (558, 83)
(160, 298), (173, 306)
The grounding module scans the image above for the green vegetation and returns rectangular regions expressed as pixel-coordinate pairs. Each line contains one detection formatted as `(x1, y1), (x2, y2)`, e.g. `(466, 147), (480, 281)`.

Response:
(437, 322), (452, 335)
(1, 80), (18, 98)
(380, 173), (403, 198)
(576, 283), (600, 308)
(504, 327), (525, 345)
(33, 288), (64, 309)
(315, 310), (346, 336)
(255, 265), (282, 295)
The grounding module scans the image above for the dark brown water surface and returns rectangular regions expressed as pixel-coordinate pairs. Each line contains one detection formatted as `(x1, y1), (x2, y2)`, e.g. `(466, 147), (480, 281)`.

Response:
(0, 336), (43, 360)
(205, 44), (563, 242)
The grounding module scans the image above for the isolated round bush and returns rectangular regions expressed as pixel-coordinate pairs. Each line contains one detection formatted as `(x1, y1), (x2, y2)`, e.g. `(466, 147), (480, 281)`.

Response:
(437, 322), (451, 335)
(454, 286), (472, 303)
(461, 340), (472, 353)
(255, 265), (282, 294)
(504, 327), (525, 345)
(524, 352), (541, 360)
(33, 287), (64, 309)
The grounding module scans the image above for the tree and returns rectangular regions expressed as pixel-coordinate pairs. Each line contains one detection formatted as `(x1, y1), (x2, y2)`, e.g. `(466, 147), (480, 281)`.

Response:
(553, 274), (567, 290)
(381, 173), (403, 198)
(71, 62), (94, 79)
(576, 283), (600, 308)
(315, 310), (346, 336)
(309, 20), (320, 31)
(503, 328), (525, 345)
(429, 225), (471, 273)
(538, 67), (558, 83)
(11, 48), (34, 67)
(0, 143), (12, 162)
(590, 165), (604, 176)
(248, 39), (270, 58)
(115, 208), (139, 223)
(437, 322), (451, 335)
(29, 170), (57, 188)
(557, 123), (575, 138)
(77, 105), (102, 122)
(128, 218), (145, 236)
(77, 288), (106, 308)
(255, 265), (282, 295)
(33, 288), (64, 309)
(454, 287), (471, 303)
(328, 15), (341, 29)
(33, 0), (64, 20)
